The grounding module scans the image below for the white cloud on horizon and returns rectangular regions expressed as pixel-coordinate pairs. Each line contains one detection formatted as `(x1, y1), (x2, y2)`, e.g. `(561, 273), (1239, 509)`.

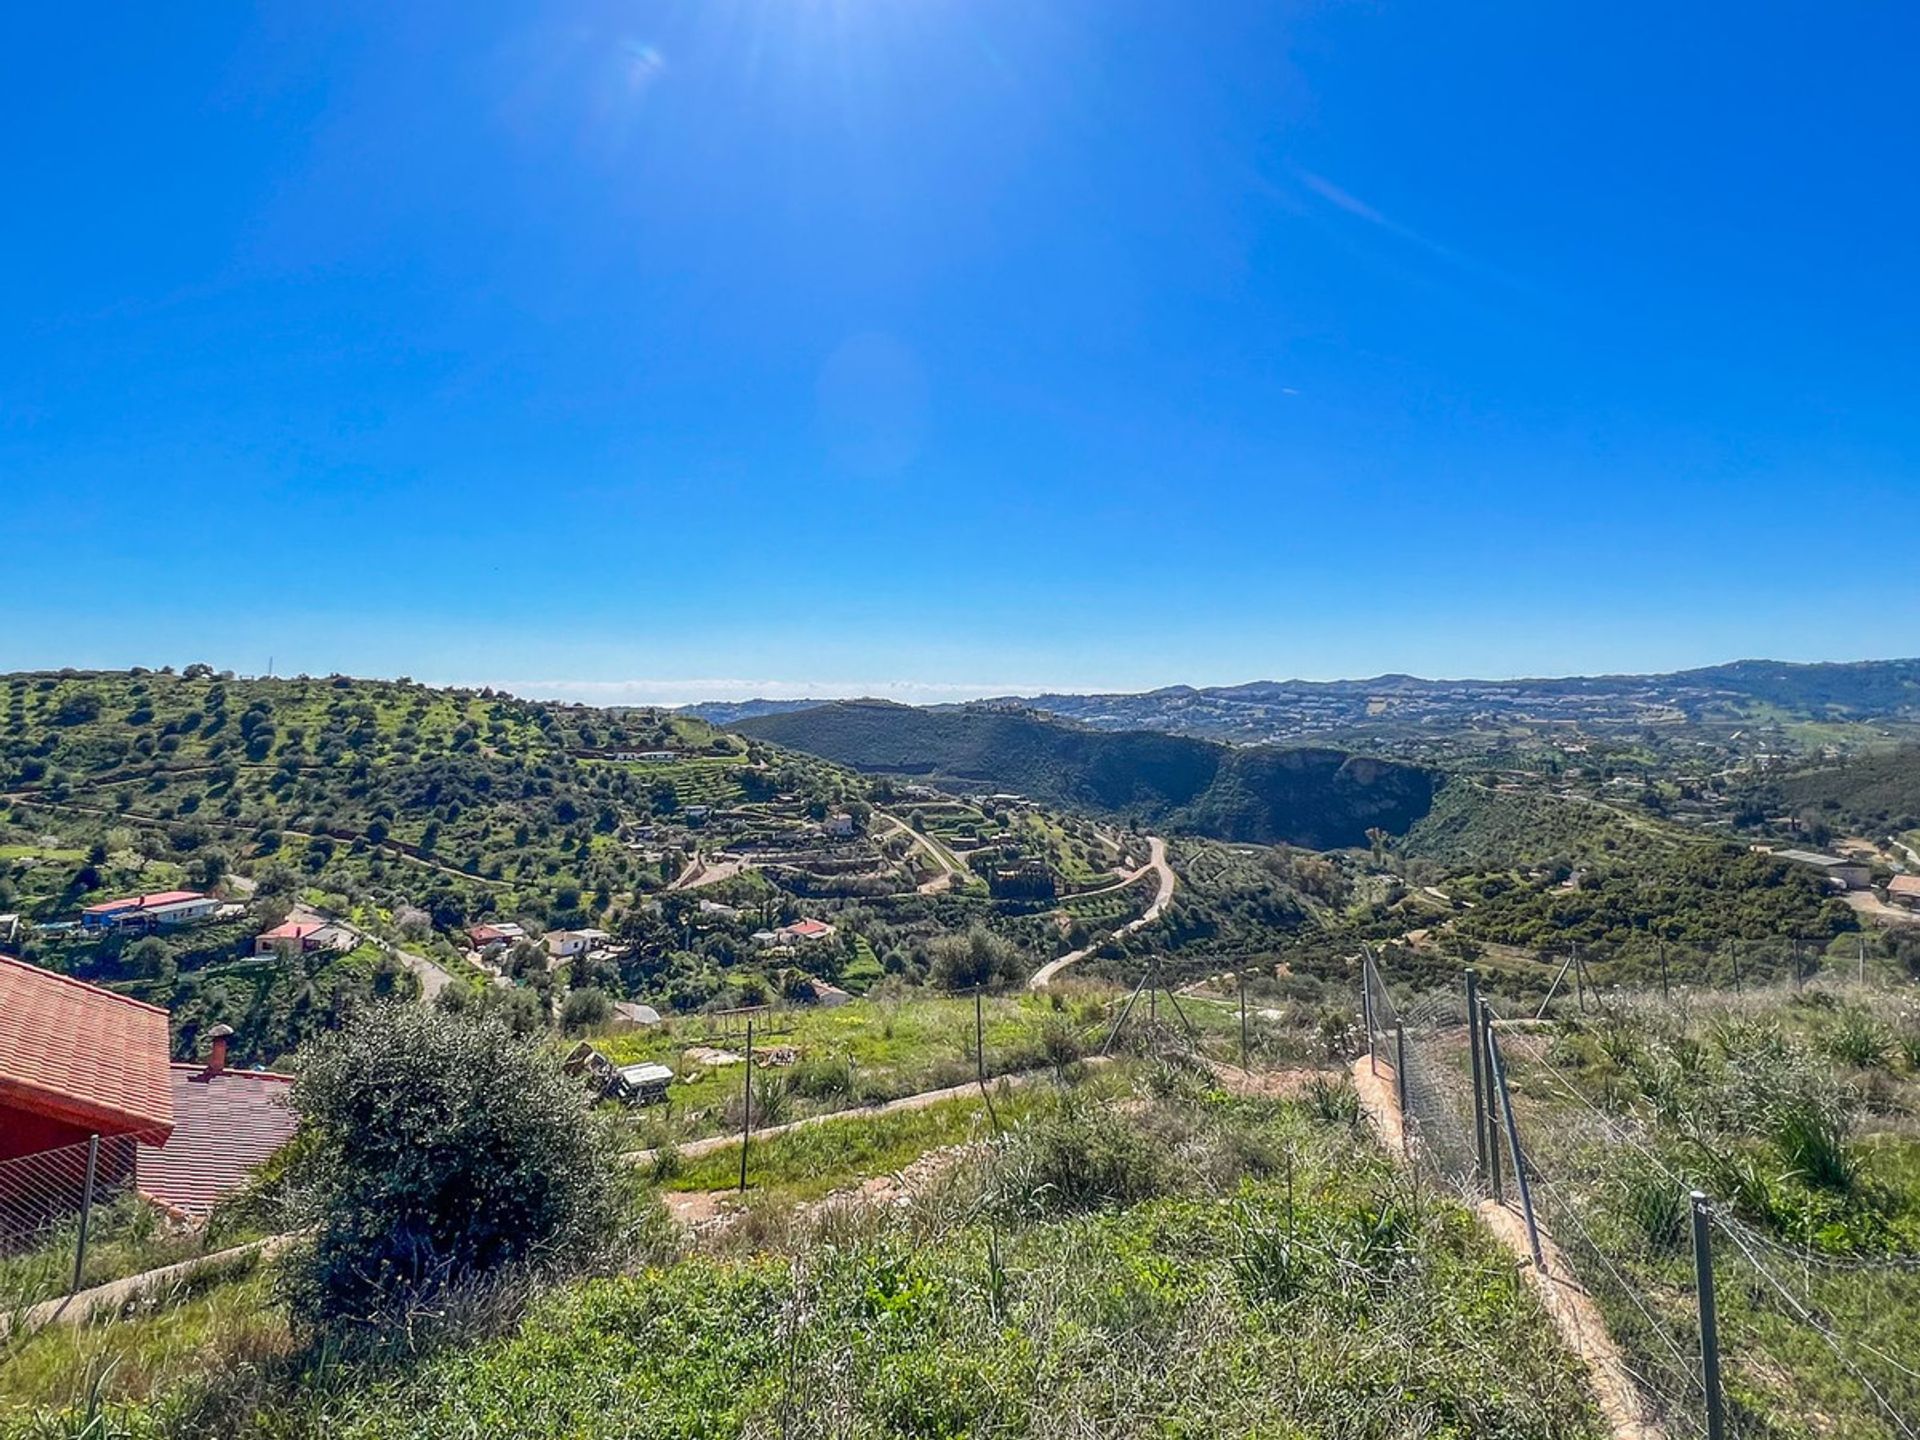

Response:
(486, 677), (1035, 707)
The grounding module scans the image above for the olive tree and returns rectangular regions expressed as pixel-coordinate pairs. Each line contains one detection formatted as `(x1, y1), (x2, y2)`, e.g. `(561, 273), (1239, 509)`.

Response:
(282, 1005), (619, 1333)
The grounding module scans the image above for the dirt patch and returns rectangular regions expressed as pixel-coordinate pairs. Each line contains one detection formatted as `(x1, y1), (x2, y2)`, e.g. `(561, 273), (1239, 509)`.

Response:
(1349, 1056), (1405, 1153)
(662, 1189), (735, 1231)
(839, 1142), (983, 1210)
(665, 1142), (985, 1239)
(1478, 1200), (1668, 1440)
(1211, 1064), (1319, 1099)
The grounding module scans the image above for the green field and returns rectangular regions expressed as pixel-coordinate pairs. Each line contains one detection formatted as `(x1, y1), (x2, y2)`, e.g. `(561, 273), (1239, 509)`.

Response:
(595, 990), (1111, 1142)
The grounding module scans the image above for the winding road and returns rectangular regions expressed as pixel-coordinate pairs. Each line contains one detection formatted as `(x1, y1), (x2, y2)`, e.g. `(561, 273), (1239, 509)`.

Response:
(876, 812), (966, 894)
(1029, 836), (1174, 990)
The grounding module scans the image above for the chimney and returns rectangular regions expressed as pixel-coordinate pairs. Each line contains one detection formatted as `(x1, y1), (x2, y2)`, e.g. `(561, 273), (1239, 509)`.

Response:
(205, 1023), (234, 1077)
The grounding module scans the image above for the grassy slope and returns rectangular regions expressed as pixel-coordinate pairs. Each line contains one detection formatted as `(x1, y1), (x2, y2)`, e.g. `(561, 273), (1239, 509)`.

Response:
(1, 1074), (1606, 1440)
(1749, 744), (1920, 835)
(1500, 988), (1920, 1438)
(1398, 776), (1649, 870)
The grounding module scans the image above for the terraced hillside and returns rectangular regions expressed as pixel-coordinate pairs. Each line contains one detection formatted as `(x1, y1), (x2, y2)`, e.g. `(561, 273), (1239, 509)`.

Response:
(733, 702), (1436, 850)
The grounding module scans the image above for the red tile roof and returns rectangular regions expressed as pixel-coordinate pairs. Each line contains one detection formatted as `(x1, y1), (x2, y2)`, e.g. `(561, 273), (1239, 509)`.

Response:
(82, 890), (207, 916)
(259, 920), (322, 941)
(138, 1065), (298, 1218)
(1890, 875), (1920, 898)
(782, 919), (834, 938)
(0, 955), (175, 1143)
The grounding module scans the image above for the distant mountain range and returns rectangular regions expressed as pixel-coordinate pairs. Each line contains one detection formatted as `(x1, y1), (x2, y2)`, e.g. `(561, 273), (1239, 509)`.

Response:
(730, 701), (1435, 849)
(689, 658), (1920, 745)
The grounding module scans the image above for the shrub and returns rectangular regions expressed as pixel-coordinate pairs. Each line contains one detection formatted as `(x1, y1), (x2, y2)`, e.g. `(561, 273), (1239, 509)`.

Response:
(927, 924), (1028, 991)
(996, 1093), (1170, 1215)
(1770, 1093), (1857, 1192)
(281, 1006), (621, 1335)
(1303, 1073), (1361, 1128)
(788, 1053), (856, 1101)
(1822, 1007), (1891, 1070)
(560, 986), (613, 1034)
(1039, 1014), (1086, 1076)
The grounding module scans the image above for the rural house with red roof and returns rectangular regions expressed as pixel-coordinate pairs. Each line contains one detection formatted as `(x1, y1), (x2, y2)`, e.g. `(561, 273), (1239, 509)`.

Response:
(80, 889), (219, 932)
(0, 954), (176, 1163)
(0, 954), (175, 1227)
(253, 918), (352, 956)
(1, 957), (303, 1228)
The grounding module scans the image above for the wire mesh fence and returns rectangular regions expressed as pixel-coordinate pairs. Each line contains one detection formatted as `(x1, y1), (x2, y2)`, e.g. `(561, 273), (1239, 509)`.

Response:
(1367, 948), (1920, 1440)
(0, 1132), (142, 1321)
(1362, 947), (1479, 1186)
(1438, 932), (1893, 1007)
(1709, 1213), (1920, 1439)
(0, 1134), (135, 1252)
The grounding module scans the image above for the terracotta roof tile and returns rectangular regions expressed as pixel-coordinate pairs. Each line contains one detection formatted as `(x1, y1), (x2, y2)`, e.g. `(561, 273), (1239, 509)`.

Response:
(138, 1065), (299, 1217)
(0, 955), (175, 1142)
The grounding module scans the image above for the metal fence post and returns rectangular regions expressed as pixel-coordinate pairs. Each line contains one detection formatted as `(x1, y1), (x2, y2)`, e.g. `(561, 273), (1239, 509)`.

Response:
(1393, 1023), (1409, 1143)
(1485, 1024), (1542, 1270)
(1361, 953), (1377, 1076)
(1692, 1191), (1727, 1440)
(72, 1133), (100, 1296)
(1239, 972), (1248, 1068)
(738, 1016), (754, 1192)
(1465, 969), (1488, 1182)
(1479, 1000), (1502, 1201)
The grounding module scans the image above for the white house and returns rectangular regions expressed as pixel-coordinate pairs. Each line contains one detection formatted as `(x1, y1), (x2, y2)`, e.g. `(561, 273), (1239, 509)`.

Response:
(775, 919), (836, 945)
(81, 891), (219, 931)
(546, 927), (612, 960)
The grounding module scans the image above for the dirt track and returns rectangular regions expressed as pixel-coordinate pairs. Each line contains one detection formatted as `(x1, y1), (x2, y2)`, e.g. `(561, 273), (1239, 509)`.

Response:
(1029, 836), (1174, 989)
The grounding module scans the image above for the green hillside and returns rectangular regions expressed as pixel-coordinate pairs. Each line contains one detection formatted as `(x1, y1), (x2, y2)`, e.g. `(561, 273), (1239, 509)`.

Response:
(732, 702), (1435, 849)
(1745, 745), (1920, 838)
(0, 669), (854, 931)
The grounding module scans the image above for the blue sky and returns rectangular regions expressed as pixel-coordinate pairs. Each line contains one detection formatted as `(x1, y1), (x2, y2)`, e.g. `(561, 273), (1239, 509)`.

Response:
(4, 2), (1916, 703)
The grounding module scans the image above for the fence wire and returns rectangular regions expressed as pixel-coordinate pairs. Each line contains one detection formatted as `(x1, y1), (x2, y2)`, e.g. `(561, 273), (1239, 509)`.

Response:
(1362, 949), (1480, 1189)
(1368, 951), (1920, 1440)
(0, 1134), (135, 1252)
(1710, 1214), (1920, 1439)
